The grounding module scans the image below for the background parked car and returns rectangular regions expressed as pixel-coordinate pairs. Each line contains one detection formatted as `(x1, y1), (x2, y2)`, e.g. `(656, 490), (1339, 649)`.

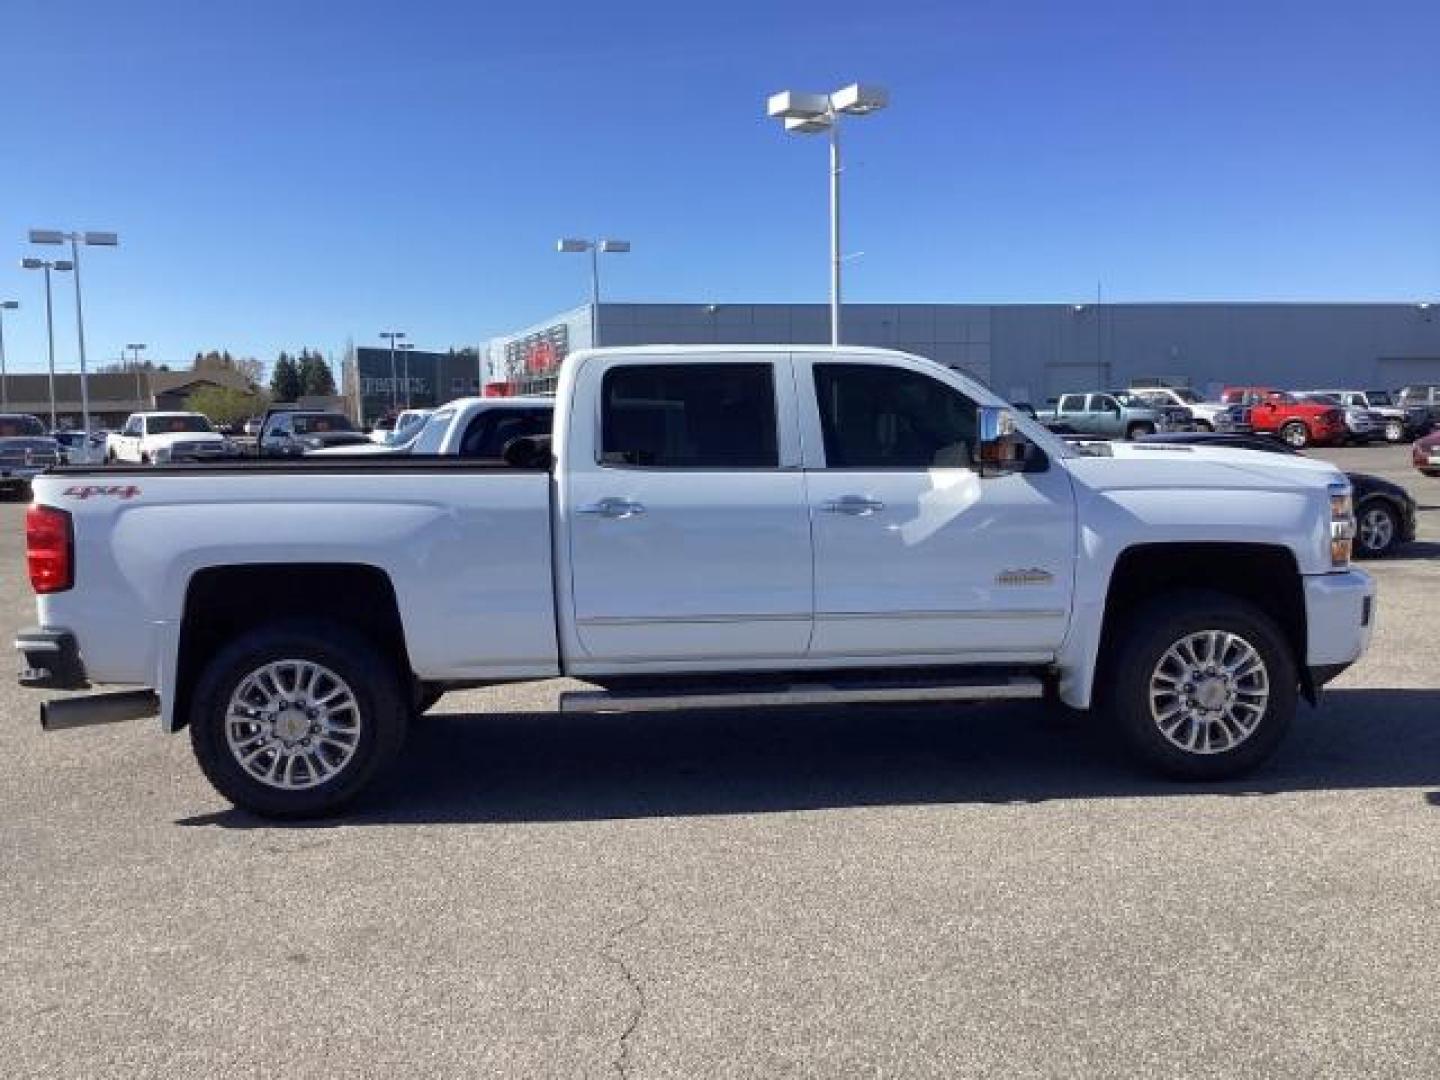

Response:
(1413, 429), (1440, 477)
(1126, 386), (1233, 431)
(0, 414), (60, 497)
(1221, 387), (1346, 447)
(107, 411), (239, 464)
(1039, 391), (1189, 439)
(1138, 430), (1417, 558)
(52, 430), (107, 465)
(1295, 392), (1385, 444)
(1395, 384), (1440, 431)
(1303, 389), (1426, 443)
(258, 410), (370, 456)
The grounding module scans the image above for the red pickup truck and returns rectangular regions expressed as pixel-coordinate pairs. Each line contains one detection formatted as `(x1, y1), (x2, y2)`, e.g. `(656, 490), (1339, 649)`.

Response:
(1220, 387), (1346, 448)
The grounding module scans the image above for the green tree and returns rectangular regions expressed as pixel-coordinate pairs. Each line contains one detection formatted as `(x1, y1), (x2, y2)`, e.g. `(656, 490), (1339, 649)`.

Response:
(297, 349), (337, 397)
(270, 351), (301, 401)
(188, 385), (267, 429)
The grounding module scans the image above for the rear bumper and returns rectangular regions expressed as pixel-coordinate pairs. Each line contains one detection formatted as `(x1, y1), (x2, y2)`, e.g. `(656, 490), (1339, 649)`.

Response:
(15, 627), (90, 690)
(1303, 570), (1375, 676)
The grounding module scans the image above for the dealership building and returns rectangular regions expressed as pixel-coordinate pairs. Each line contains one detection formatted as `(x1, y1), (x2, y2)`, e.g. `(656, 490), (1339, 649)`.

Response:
(343, 346), (485, 424)
(484, 301), (1440, 403)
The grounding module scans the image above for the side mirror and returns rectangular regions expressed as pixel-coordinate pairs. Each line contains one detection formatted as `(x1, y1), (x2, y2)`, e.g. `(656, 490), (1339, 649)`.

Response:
(977, 406), (1026, 478)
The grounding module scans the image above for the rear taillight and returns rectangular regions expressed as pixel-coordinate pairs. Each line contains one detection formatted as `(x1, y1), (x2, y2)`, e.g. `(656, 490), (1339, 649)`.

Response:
(26, 504), (73, 594)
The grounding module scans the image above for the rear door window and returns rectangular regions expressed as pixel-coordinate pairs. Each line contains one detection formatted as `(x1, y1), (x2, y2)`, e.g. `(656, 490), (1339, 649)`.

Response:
(600, 364), (777, 468)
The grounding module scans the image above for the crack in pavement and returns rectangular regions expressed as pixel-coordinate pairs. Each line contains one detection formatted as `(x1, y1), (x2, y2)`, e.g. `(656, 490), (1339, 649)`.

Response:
(599, 887), (652, 1079)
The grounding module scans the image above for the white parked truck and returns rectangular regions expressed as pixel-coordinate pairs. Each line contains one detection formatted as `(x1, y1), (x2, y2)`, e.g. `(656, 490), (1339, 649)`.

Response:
(19, 346), (1374, 817)
(106, 411), (237, 464)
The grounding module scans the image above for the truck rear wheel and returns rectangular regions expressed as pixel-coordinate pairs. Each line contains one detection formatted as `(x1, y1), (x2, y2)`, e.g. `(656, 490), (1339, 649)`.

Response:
(1280, 421), (1310, 448)
(1126, 422), (1156, 440)
(1105, 591), (1296, 781)
(189, 619), (408, 818)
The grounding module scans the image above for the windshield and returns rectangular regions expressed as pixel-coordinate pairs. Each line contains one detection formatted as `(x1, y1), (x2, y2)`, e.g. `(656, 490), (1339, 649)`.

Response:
(1367, 390), (1393, 405)
(149, 415), (214, 434)
(1111, 392), (1149, 407)
(292, 413), (354, 434)
(387, 412), (430, 445)
(412, 409), (455, 454)
(0, 415), (46, 437)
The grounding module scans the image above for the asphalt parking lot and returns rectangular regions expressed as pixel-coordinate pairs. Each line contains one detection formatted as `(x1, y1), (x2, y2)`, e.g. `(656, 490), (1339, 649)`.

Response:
(2, 445), (1437, 1079)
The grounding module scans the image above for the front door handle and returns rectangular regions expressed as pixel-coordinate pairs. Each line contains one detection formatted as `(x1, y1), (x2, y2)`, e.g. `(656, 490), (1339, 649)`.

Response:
(577, 497), (646, 519)
(822, 495), (885, 516)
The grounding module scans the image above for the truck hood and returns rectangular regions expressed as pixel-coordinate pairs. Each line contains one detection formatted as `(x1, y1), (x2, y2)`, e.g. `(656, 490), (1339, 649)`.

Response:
(1066, 440), (1345, 493)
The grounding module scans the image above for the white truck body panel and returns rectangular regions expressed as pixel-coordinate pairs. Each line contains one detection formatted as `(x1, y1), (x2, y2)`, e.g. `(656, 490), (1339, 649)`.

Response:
(28, 346), (1374, 734)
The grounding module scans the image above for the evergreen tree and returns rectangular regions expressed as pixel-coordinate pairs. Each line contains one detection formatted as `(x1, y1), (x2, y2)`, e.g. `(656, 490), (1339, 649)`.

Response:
(296, 350), (338, 397)
(269, 351), (302, 401)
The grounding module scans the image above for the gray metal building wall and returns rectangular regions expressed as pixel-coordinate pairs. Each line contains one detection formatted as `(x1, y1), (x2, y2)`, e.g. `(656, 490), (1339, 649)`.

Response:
(487, 302), (1440, 401)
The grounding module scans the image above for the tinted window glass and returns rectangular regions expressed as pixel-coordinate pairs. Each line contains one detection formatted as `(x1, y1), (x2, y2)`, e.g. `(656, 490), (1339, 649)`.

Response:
(292, 413), (354, 434)
(0, 415), (45, 437)
(460, 408), (553, 458)
(814, 364), (977, 469)
(601, 364), (777, 468)
(1057, 394), (1085, 412)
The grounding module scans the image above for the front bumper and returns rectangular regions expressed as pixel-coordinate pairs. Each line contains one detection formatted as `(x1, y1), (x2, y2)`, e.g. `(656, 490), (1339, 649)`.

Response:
(1303, 571), (1375, 680)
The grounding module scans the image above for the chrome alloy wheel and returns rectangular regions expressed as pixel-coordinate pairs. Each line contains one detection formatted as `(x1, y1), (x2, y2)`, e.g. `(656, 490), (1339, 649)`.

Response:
(224, 660), (362, 790)
(1358, 506), (1395, 555)
(1149, 631), (1270, 754)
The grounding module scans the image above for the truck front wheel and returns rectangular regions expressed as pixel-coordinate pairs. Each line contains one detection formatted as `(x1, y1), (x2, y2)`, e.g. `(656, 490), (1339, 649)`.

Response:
(1280, 421), (1310, 448)
(1105, 591), (1296, 780)
(189, 619), (408, 818)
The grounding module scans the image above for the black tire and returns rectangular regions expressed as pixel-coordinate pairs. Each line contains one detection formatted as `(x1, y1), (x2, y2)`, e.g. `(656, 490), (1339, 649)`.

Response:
(1126, 422), (1156, 440)
(1354, 499), (1400, 559)
(1104, 590), (1297, 781)
(189, 619), (408, 818)
(140, 453), (151, 465)
(1194, 420), (1214, 432)
(1280, 421), (1310, 448)
(1383, 419), (1405, 443)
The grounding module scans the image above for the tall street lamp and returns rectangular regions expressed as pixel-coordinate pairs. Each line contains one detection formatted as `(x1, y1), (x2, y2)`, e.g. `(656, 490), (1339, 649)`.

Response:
(396, 342), (416, 408)
(20, 258), (74, 431)
(378, 330), (406, 412)
(556, 238), (630, 348)
(766, 83), (889, 345)
(0, 300), (17, 410)
(126, 342), (147, 407)
(29, 229), (119, 438)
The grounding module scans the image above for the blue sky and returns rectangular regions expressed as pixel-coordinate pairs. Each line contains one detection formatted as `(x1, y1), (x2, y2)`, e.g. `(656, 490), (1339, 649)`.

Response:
(1, 0), (1436, 376)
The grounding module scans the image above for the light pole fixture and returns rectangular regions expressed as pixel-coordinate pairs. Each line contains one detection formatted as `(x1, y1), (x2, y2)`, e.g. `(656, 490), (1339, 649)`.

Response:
(378, 330), (406, 412)
(21, 257), (74, 431)
(126, 342), (147, 406)
(766, 83), (889, 345)
(29, 229), (119, 438)
(557, 237), (630, 349)
(396, 341), (416, 408)
(0, 300), (17, 411)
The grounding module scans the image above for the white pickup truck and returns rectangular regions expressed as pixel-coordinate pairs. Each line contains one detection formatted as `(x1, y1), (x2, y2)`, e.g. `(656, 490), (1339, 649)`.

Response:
(19, 346), (1375, 818)
(106, 411), (238, 464)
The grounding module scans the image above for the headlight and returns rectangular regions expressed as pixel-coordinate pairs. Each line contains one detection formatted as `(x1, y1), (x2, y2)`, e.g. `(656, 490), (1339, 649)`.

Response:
(1329, 481), (1355, 567)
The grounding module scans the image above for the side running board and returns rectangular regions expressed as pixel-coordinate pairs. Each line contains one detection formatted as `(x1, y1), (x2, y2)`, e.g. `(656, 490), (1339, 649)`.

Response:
(560, 675), (1043, 714)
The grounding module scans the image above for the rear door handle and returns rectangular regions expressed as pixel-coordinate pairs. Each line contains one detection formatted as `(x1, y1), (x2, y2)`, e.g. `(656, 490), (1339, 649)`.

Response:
(577, 497), (646, 519)
(822, 495), (885, 516)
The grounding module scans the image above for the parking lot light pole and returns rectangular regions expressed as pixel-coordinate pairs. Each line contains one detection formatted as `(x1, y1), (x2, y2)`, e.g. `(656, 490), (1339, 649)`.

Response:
(396, 342), (416, 408)
(557, 238), (630, 349)
(379, 331), (406, 412)
(766, 84), (889, 345)
(126, 343), (147, 406)
(29, 230), (119, 439)
(21, 258), (73, 431)
(0, 300), (17, 410)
